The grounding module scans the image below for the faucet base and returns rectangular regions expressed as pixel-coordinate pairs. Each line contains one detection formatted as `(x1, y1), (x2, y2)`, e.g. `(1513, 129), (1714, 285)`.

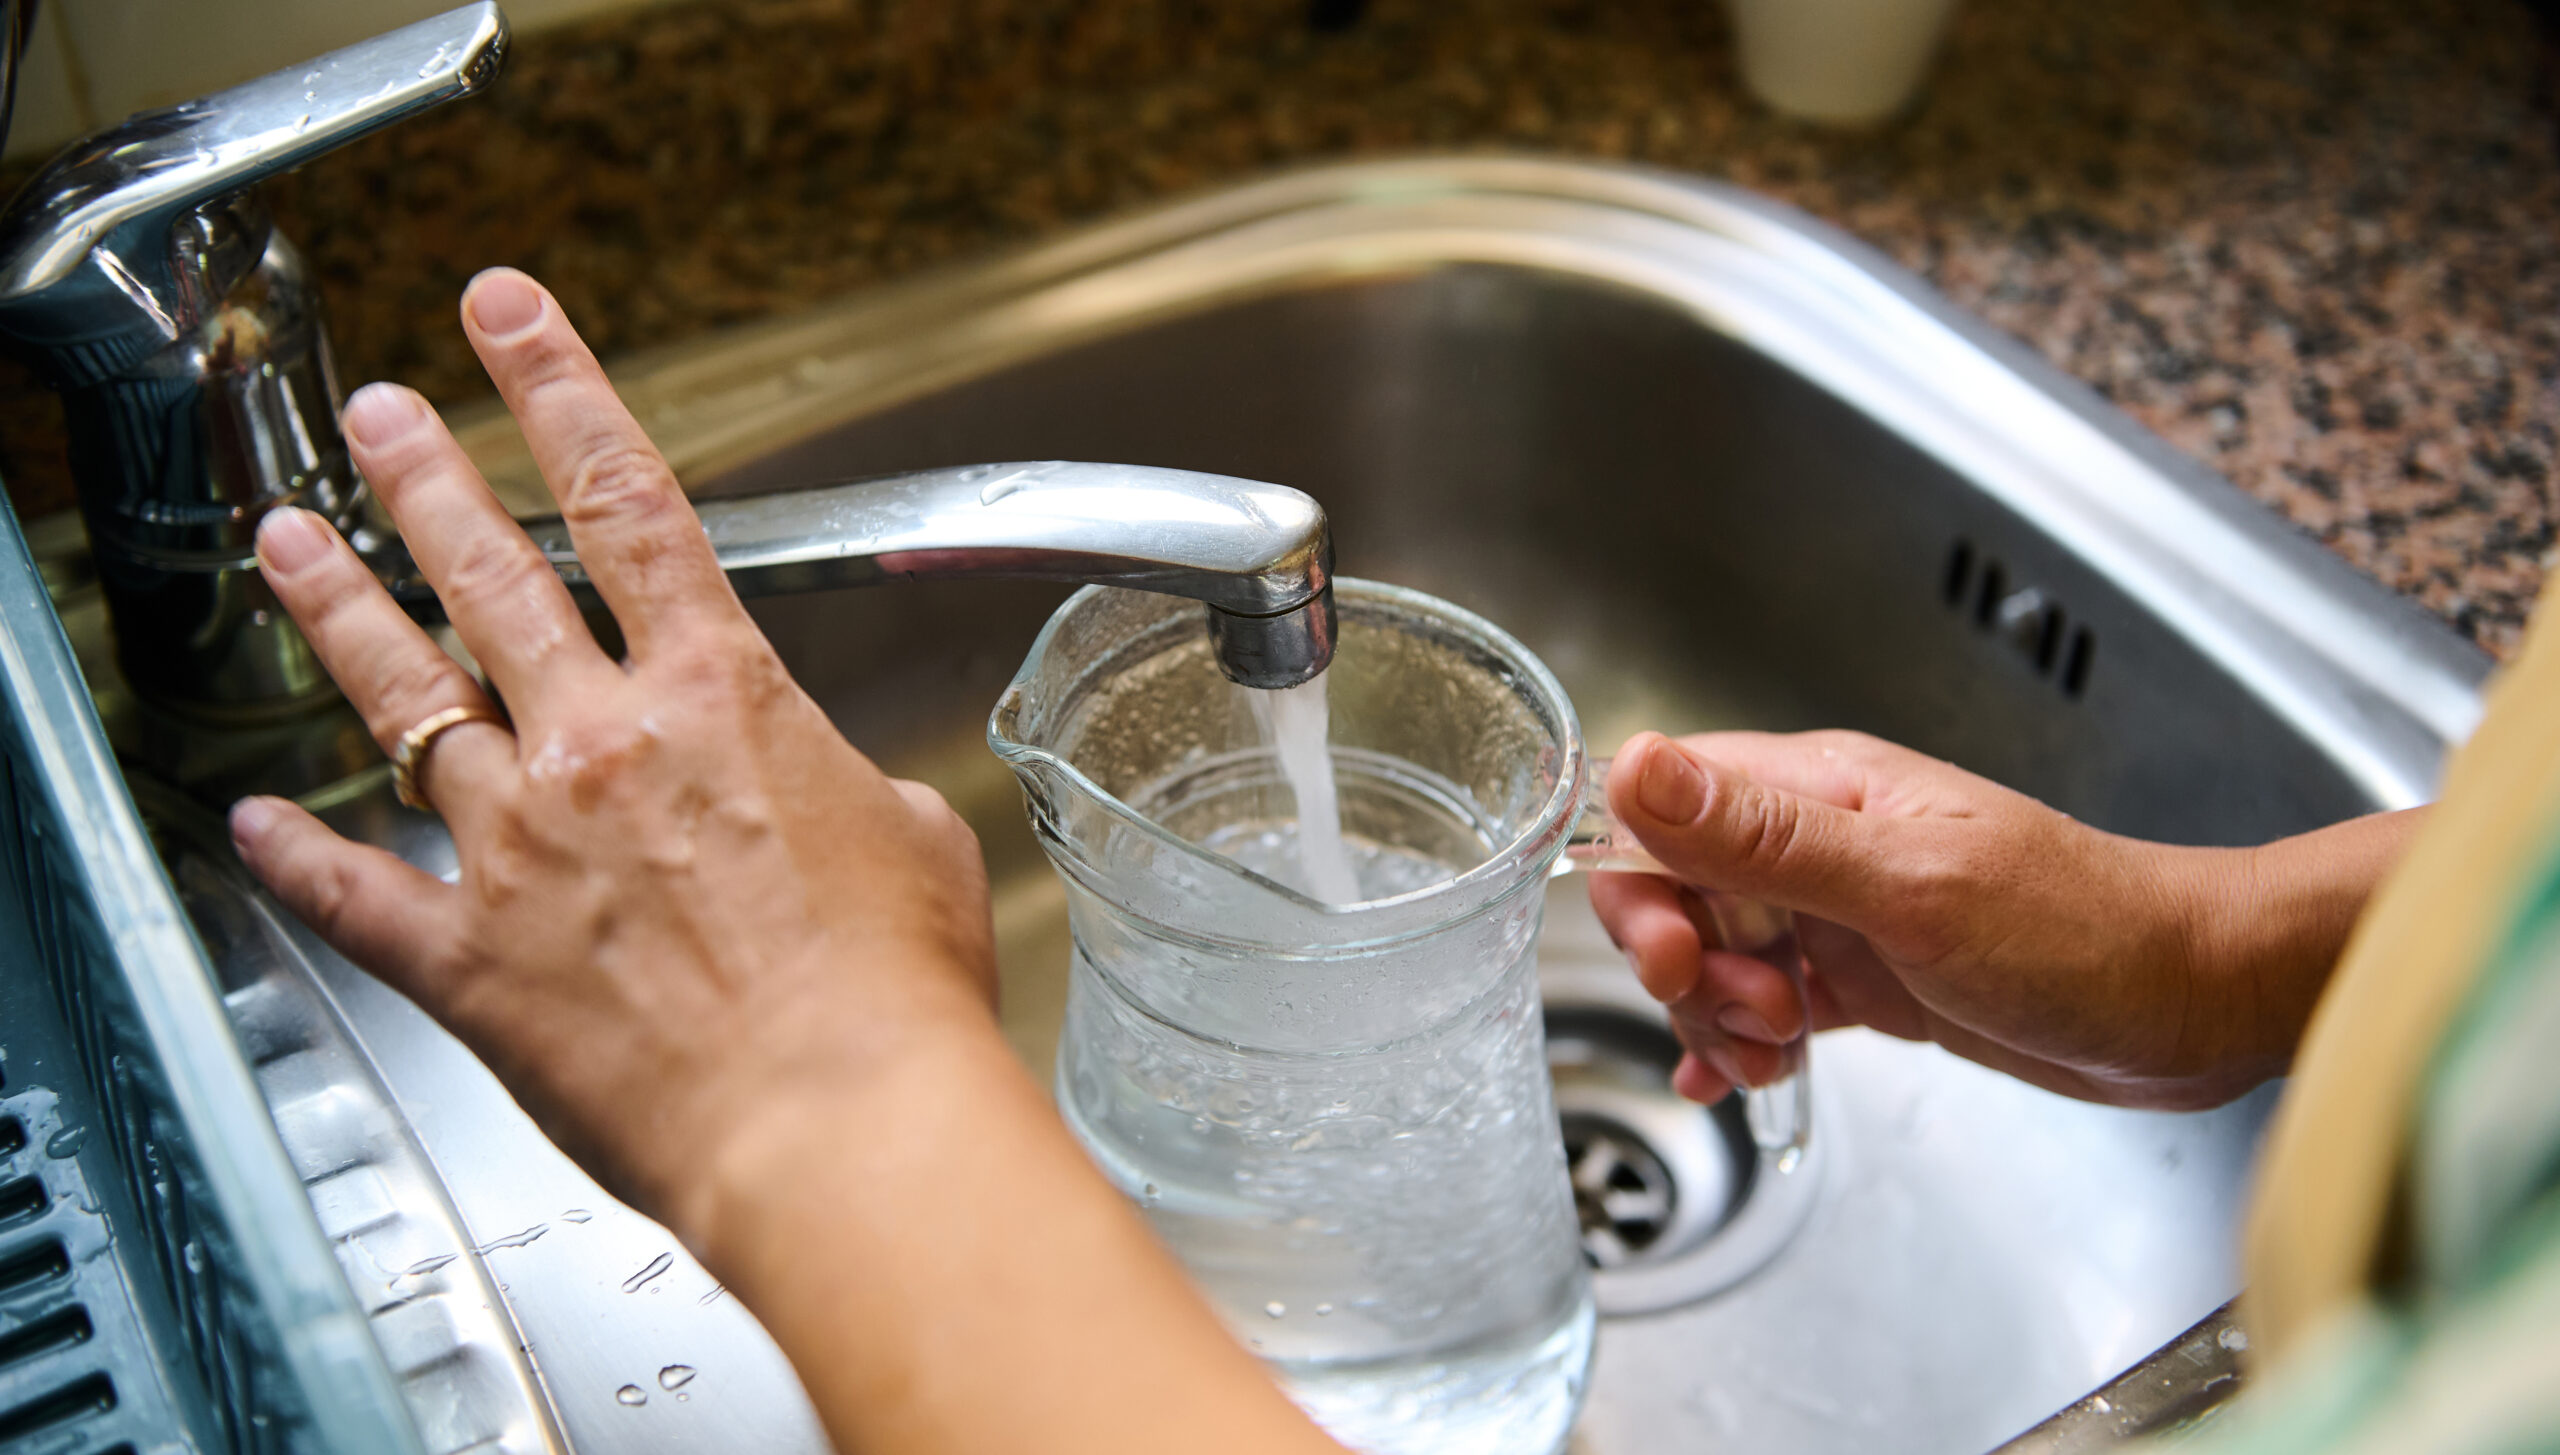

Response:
(46, 526), (383, 808)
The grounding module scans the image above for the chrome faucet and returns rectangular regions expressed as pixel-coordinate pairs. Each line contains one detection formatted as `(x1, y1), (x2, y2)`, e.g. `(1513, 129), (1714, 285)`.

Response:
(0, 3), (1333, 719)
(0, 4), (508, 711)
(382, 461), (1336, 689)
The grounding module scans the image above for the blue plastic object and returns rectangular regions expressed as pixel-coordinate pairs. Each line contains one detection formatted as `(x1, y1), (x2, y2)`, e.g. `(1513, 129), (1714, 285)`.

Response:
(0, 504), (421, 1454)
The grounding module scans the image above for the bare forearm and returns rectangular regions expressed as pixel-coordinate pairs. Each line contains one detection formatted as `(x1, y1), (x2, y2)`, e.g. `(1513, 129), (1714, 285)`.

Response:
(2177, 807), (2426, 1085)
(683, 1015), (1341, 1455)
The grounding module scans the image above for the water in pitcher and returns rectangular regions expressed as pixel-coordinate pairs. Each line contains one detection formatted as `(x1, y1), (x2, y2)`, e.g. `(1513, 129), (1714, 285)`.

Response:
(1052, 672), (1594, 1455)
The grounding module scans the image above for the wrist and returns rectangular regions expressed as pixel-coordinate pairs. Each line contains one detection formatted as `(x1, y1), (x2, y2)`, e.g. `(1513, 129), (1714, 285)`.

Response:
(659, 966), (1007, 1265)
(2163, 809), (2422, 1086)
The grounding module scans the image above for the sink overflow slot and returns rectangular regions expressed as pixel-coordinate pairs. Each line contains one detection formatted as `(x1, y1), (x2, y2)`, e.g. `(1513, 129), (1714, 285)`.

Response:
(1944, 539), (2095, 699)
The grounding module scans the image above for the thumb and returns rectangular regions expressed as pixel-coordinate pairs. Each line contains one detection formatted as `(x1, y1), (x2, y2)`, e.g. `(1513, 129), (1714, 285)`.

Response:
(1607, 732), (1906, 927)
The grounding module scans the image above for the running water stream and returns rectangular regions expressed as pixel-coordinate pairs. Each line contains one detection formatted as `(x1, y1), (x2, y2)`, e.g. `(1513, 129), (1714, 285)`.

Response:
(1246, 673), (1363, 903)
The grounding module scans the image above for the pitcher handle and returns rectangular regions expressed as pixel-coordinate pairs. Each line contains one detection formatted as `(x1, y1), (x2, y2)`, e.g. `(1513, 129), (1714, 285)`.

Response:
(1556, 757), (1813, 1167)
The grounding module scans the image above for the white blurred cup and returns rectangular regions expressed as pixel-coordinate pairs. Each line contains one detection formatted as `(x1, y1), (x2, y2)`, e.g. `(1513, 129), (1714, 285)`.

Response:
(1723, 0), (1965, 126)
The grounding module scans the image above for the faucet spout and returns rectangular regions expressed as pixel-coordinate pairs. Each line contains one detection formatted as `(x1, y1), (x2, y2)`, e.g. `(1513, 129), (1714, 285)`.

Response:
(379, 461), (1338, 688)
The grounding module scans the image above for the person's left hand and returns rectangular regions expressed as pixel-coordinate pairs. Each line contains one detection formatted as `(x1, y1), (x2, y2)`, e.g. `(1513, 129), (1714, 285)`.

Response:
(228, 267), (1001, 1231)
(229, 268), (1346, 1455)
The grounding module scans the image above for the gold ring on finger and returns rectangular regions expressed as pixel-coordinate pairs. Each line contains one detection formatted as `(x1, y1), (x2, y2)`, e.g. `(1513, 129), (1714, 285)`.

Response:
(393, 704), (509, 812)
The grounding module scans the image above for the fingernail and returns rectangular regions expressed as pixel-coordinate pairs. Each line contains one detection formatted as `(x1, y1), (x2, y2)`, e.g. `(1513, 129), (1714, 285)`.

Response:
(340, 382), (426, 448)
(229, 795), (281, 850)
(465, 268), (544, 339)
(1636, 740), (1707, 823)
(257, 508), (331, 573)
(1716, 1004), (1780, 1042)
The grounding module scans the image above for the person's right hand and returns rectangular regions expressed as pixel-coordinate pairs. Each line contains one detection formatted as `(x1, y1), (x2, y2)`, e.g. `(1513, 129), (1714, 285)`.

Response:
(1590, 730), (2418, 1111)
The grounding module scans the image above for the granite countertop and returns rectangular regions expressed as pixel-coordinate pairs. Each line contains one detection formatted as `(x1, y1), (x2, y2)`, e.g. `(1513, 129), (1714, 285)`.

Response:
(4, 0), (2555, 656)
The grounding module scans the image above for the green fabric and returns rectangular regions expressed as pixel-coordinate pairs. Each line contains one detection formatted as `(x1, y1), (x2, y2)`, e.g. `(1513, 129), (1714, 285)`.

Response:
(2419, 837), (2560, 1299)
(2166, 1206), (2560, 1455)
(2164, 830), (2560, 1455)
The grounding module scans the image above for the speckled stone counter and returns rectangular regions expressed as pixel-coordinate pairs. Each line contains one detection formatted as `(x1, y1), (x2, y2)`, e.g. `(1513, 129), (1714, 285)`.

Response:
(5, 0), (2555, 655)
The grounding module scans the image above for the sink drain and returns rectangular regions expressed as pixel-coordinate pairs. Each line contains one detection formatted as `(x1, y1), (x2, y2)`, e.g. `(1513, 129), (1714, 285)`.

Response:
(1564, 1110), (1676, 1265)
(1544, 967), (1825, 1315)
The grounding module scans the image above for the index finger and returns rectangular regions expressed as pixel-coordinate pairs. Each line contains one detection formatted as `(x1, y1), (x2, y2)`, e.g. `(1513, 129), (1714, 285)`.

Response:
(458, 268), (743, 657)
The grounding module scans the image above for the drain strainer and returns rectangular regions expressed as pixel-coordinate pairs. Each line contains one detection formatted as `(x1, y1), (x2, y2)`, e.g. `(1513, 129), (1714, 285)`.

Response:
(1565, 1110), (1676, 1265)
(1544, 967), (1825, 1314)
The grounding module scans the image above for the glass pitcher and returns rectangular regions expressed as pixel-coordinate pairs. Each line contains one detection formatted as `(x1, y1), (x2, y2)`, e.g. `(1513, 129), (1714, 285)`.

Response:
(988, 579), (1805, 1453)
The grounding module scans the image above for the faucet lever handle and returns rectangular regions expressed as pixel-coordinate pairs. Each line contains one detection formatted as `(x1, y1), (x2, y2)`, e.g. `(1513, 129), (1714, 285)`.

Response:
(0, 2), (507, 372)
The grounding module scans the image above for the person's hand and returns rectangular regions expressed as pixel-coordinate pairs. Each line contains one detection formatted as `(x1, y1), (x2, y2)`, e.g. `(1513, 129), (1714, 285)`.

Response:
(1590, 730), (2418, 1111)
(230, 269), (1343, 1455)
(227, 267), (999, 1228)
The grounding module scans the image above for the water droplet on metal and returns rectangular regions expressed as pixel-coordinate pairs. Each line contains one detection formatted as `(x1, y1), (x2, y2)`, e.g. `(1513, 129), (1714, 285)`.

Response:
(1264, 1301), (1286, 1319)
(562, 1209), (593, 1224)
(45, 1126), (86, 1158)
(615, 1384), (647, 1407)
(476, 1223), (547, 1254)
(623, 1251), (675, 1293)
(697, 1284), (726, 1306)
(658, 1365), (696, 1390)
(1315, 1303), (1334, 1317)
(401, 1253), (458, 1278)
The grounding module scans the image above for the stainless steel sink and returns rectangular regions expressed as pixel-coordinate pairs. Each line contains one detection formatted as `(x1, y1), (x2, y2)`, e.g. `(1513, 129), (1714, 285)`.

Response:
(73, 158), (2489, 1454)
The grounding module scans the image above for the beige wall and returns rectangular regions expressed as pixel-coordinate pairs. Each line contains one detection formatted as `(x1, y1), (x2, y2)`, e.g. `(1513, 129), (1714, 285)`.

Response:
(7, 0), (666, 161)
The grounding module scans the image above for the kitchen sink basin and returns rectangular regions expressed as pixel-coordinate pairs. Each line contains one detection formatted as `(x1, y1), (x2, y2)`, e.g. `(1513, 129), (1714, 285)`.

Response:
(61, 158), (2489, 1454)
